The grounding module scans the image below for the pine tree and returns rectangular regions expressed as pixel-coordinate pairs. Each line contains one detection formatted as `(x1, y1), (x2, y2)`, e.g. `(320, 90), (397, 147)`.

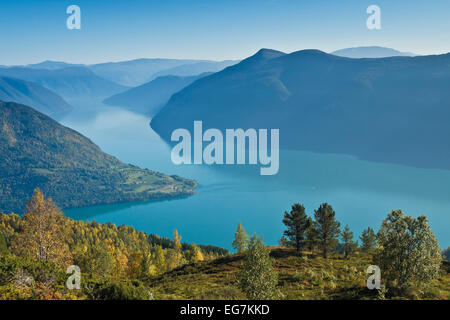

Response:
(282, 203), (308, 252)
(314, 203), (341, 258)
(359, 227), (377, 252)
(238, 235), (279, 300)
(305, 217), (319, 252)
(341, 225), (357, 258)
(232, 222), (249, 253)
(12, 189), (71, 266)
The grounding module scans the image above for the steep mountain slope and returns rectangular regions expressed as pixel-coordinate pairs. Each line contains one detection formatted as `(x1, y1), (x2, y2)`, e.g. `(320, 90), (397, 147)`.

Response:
(0, 66), (128, 101)
(103, 73), (212, 115)
(331, 46), (415, 58)
(151, 49), (450, 170)
(0, 101), (197, 213)
(0, 77), (72, 119)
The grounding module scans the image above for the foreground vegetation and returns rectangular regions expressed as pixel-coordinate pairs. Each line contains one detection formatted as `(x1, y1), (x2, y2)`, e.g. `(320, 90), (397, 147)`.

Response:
(0, 189), (225, 299)
(0, 190), (448, 300)
(149, 248), (449, 300)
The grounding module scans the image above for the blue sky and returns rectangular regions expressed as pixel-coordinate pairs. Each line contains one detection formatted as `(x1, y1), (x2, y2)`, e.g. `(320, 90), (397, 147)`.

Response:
(0, 0), (449, 65)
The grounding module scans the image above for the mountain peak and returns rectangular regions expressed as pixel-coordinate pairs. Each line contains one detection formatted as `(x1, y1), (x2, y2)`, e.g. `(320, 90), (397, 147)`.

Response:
(252, 48), (286, 60)
(287, 49), (330, 58)
(236, 48), (286, 68)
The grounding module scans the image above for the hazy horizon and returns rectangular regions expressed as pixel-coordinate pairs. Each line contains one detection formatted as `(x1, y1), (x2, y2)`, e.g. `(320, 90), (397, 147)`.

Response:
(2, 46), (449, 67)
(1, 0), (449, 65)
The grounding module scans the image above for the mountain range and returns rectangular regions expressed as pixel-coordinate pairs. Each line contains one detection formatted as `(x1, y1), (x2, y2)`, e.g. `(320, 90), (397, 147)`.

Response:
(0, 100), (197, 213)
(9, 58), (239, 87)
(150, 60), (238, 80)
(0, 66), (128, 101)
(331, 46), (415, 58)
(103, 73), (212, 115)
(0, 76), (72, 119)
(88, 58), (201, 87)
(151, 48), (450, 170)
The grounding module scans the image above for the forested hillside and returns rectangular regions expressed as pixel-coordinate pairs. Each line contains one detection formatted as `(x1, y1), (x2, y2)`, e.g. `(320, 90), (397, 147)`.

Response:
(0, 101), (197, 213)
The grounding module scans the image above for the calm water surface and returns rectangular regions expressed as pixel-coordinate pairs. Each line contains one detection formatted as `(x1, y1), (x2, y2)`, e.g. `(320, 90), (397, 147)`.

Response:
(61, 101), (450, 250)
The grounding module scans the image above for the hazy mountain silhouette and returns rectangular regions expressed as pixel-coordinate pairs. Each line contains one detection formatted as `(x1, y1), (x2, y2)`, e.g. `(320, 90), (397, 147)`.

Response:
(104, 73), (212, 115)
(0, 66), (128, 101)
(90, 59), (240, 86)
(151, 48), (450, 170)
(26, 60), (84, 70)
(150, 60), (239, 80)
(2, 59), (240, 89)
(331, 46), (415, 58)
(89, 58), (205, 87)
(0, 76), (72, 119)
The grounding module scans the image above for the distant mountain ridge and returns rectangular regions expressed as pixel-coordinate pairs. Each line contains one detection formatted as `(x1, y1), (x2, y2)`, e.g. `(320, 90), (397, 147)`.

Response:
(88, 58), (200, 87)
(151, 48), (450, 170)
(0, 76), (72, 119)
(6, 58), (239, 87)
(150, 60), (239, 80)
(26, 60), (84, 70)
(0, 100), (197, 213)
(331, 46), (415, 58)
(0, 66), (128, 101)
(103, 72), (213, 115)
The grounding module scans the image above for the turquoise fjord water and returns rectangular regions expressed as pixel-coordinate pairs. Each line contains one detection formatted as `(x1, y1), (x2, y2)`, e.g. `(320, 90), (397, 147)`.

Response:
(61, 103), (450, 250)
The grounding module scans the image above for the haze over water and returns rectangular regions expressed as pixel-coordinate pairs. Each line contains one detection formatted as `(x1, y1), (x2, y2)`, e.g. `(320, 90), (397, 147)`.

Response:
(62, 101), (450, 250)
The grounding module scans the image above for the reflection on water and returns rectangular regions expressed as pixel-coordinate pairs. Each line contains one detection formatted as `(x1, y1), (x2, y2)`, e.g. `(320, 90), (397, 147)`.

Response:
(61, 102), (450, 249)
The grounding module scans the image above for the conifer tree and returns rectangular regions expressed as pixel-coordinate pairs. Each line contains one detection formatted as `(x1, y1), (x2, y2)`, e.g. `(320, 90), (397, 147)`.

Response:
(359, 227), (377, 252)
(313, 203), (341, 258)
(341, 225), (357, 258)
(232, 222), (249, 253)
(282, 203), (308, 252)
(305, 217), (319, 252)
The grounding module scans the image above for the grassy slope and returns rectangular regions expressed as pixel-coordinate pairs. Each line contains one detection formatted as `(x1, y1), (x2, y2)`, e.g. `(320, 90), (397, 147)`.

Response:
(148, 247), (450, 300)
